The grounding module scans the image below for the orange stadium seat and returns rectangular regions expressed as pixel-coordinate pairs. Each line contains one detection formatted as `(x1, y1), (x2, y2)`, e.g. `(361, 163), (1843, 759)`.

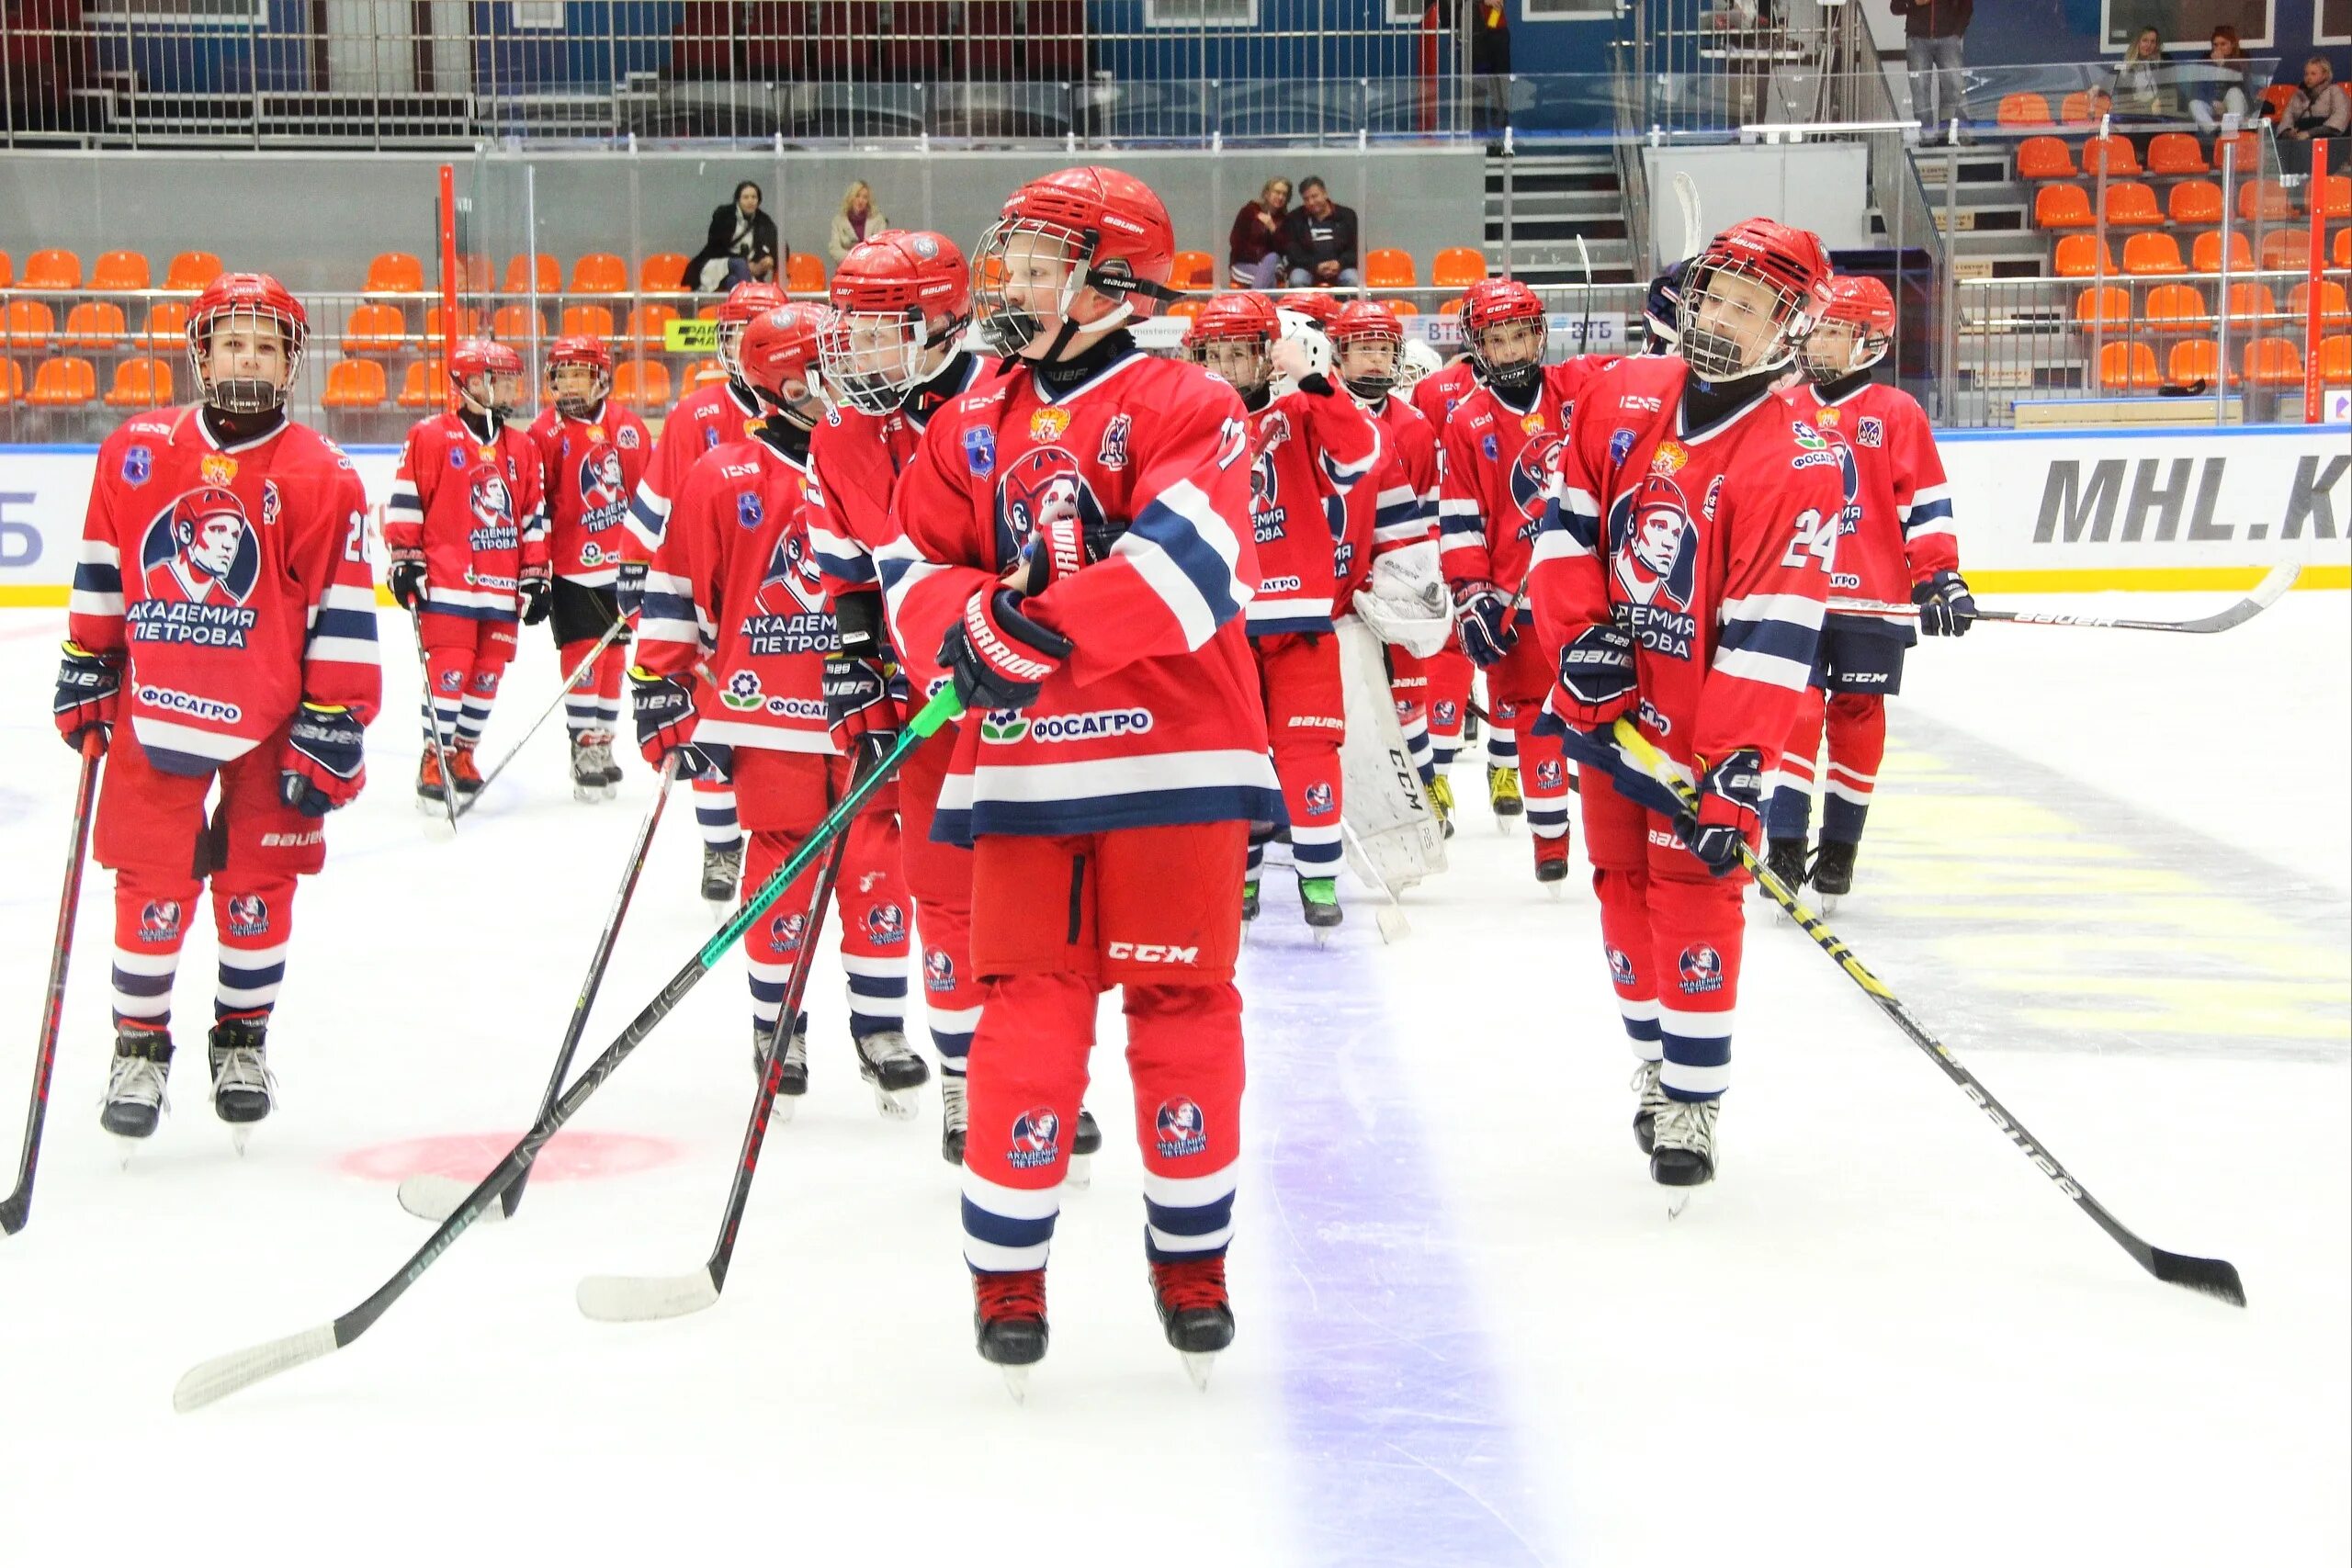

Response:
(2238, 180), (2294, 223)
(571, 253), (629, 295)
(104, 356), (174, 409)
(20, 248), (82, 290)
(786, 253), (827, 295)
(141, 301), (190, 351)
(684, 356), (728, 389)
(560, 304), (616, 340)
(2167, 338), (2225, 385)
(2058, 92), (2098, 123)
(628, 303), (681, 349)
(2142, 283), (2210, 333)
(1170, 250), (1215, 290)
(2034, 185), (2094, 229)
(90, 250), (152, 292)
(2052, 235), (2114, 276)
(341, 302), (410, 355)
(5, 298), (57, 349)
(2210, 130), (2261, 174)
(504, 254), (561, 296)
(2080, 135), (2140, 177)
(1431, 246), (1486, 288)
(2336, 229), (2350, 269)
(2223, 281), (2278, 325)
(2316, 176), (2352, 220)
(613, 358), (672, 408)
(2015, 136), (2075, 180)
(1363, 247), (1418, 288)
(642, 253), (691, 295)
(2167, 181), (2222, 227)
(322, 359), (389, 410)
(2121, 233), (2185, 276)
(2100, 182), (2162, 227)
(164, 250), (223, 292)
(2075, 286), (2132, 331)
(2262, 84), (2300, 118)
(1381, 299), (1419, 318)
(492, 304), (548, 344)
(424, 304), (484, 343)
(0, 360), (22, 405)
(2241, 337), (2302, 386)
(2259, 231), (2311, 271)
(1164, 299), (1204, 322)
(62, 301), (128, 350)
(2097, 341), (2160, 390)
(2146, 133), (2208, 175)
(2319, 335), (2351, 384)
(0, 251), (12, 287)
(28, 356), (97, 406)
(2290, 280), (2351, 332)
(1996, 92), (2052, 126)
(2193, 230), (2254, 274)
(1436, 294), (1465, 319)
(364, 252), (425, 296)
(396, 360), (445, 410)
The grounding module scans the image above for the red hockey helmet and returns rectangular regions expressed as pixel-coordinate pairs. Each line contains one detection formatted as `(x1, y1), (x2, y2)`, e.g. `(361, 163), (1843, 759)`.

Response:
(546, 333), (614, 417)
(972, 165), (1180, 356)
(1461, 277), (1547, 393)
(1675, 218), (1835, 381)
(737, 303), (831, 425)
(1276, 290), (1343, 330)
(716, 279), (789, 380)
(820, 230), (974, 414)
(1329, 299), (1406, 400)
(1182, 291), (1279, 396)
(449, 337), (526, 415)
(1802, 273), (1896, 382)
(186, 272), (309, 414)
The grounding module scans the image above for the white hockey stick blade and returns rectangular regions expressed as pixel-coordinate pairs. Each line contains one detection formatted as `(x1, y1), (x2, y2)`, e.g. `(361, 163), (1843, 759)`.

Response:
(394, 1172), (508, 1224)
(576, 1269), (720, 1323)
(173, 1323), (337, 1413)
(1374, 905), (1410, 944)
(2235, 560), (2301, 618)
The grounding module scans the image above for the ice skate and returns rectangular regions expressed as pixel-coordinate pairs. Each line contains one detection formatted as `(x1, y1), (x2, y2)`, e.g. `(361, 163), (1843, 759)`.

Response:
(1298, 875), (1343, 942)
(1066, 1106), (1102, 1190)
(972, 1268), (1049, 1401)
(413, 748), (448, 815)
(206, 1017), (276, 1153)
(447, 743), (485, 801)
(753, 1019), (808, 1121)
(1651, 1095), (1719, 1214)
(940, 1071), (968, 1165)
(1810, 839), (1857, 913)
(1763, 836), (1808, 896)
(1426, 773), (1456, 839)
(854, 1029), (929, 1120)
(1149, 1255), (1235, 1390)
(570, 731), (617, 803)
(1487, 763), (1522, 825)
(1240, 878), (1261, 923)
(1631, 1058), (1669, 1156)
(99, 1027), (173, 1145)
(701, 842), (743, 916)
(1532, 832), (1570, 895)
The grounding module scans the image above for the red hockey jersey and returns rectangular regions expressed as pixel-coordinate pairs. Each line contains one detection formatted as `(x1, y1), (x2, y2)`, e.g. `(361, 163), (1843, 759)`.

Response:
(1796, 381), (1959, 642)
(1410, 357), (1481, 439)
(878, 341), (1279, 843)
(383, 412), (548, 622)
(527, 402), (651, 586)
(805, 355), (985, 608)
(1366, 391), (1440, 553)
(70, 407), (380, 774)
(1437, 358), (1609, 600)
(636, 434), (834, 755)
(625, 378), (765, 558)
(1530, 355), (1848, 773)
(1243, 381), (1382, 635)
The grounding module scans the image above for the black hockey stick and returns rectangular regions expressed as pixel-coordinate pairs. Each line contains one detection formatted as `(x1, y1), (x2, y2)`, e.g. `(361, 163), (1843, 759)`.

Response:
(170, 687), (964, 1413)
(453, 616), (628, 820)
(394, 753), (681, 1225)
(574, 829), (851, 1322)
(1836, 562), (2301, 636)
(408, 604), (463, 839)
(1, 732), (104, 1237)
(1608, 718), (2246, 1307)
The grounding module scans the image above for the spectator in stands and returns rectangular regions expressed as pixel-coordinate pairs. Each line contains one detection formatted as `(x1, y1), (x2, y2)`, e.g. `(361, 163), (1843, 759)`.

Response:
(828, 180), (888, 264)
(2281, 55), (2350, 140)
(1281, 177), (1362, 290)
(688, 180), (781, 295)
(2186, 27), (2252, 130)
(1890, 0), (1971, 131)
(4, 0), (93, 132)
(2107, 27), (2175, 120)
(1228, 178), (1292, 289)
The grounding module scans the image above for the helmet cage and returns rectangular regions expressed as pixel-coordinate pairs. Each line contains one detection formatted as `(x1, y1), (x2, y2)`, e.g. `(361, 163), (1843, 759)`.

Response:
(1330, 309), (1405, 400)
(188, 301), (306, 415)
(819, 309), (946, 414)
(1676, 254), (1819, 381)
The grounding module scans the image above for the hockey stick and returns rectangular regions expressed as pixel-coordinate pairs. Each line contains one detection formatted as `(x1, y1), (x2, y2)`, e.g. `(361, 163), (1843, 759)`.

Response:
(0, 732), (105, 1237)
(1832, 562), (2300, 636)
(395, 753), (681, 1226)
(1337, 817), (1411, 945)
(1574, 233), (1593, 353)
(408, 604), (462, 840)
(1608, 718), (2247, 1307)
(1672, 170), (1703, 261)
(452, 616), (628, 820)
(575, 829), (852, 1322)
(170, 686), (964, 1412)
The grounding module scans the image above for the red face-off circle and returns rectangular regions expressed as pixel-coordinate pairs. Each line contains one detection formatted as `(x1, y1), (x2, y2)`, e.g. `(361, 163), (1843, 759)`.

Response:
(337, 1131), (680, 1184)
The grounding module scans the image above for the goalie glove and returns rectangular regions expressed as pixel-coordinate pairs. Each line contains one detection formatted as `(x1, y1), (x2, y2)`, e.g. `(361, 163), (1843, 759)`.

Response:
(1350, 540), (1453, 658)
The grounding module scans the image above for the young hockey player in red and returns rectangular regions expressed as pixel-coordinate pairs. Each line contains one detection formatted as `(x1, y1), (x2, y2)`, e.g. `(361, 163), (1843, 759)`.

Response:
(633, 304), (925, 1118)
(810, 229), (1106, 1171)
(383, 337), (548, 809)
(1767, 274), (1973, 906)
(527, 333), (649, 802)
(622, 278), (785, 908)
(877, 166), (1275, 1387)
(1528, 218), (1845, 1192)
(1182, 289), (1381, 931)
(1438, 276), (1613, 883)
(1404, 322), (1483, 812)
(59, 272), (379, 1143)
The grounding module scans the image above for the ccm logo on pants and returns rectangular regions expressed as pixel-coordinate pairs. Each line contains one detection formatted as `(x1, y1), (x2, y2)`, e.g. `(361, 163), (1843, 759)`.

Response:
(1107, 942), (1200, 964)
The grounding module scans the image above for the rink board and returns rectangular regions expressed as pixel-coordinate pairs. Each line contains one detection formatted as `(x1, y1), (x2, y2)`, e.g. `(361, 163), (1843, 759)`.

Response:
(3, 423), (2344, 604)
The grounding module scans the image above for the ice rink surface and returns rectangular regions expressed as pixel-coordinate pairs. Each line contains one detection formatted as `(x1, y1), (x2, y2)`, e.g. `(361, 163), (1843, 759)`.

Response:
(0, 589), (2344, 1567)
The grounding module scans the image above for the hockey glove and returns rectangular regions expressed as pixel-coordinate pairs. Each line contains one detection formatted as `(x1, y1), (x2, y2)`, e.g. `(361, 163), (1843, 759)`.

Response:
(1913, 570), (1976, 637)
(629, 667), (731, 780)
(517, 561), (553, 626)
(1544, 621), (1639, 732)
(1351, 540), (1453, 658)
(278, 702), (368, 817)
(938, 589), (1072, 714)
(615, 558), (648, 626)
(1452, 581), (1518, 668)
(823, 653), (903, 765)
(386, 546), (427, 612)
(52, 640), (121, 754)
(1673, 748), (1766, 878)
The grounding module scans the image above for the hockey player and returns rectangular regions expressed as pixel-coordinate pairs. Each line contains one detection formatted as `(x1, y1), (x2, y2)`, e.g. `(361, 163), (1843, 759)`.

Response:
(527, 333), (649, 802)
(878, 165), (1275, 1384)
(1767, 274), (1972, 904)
(60, 272), (379, 1142)
(1437, 276), (1613, 883)
(383, 338), (548, 807)
(632, 303), (925, 1119)
(1183, 289), (1382, 931)
(1528, 217), (1845, 1191)
(622, 278), (785, 908)
(1403, 312), (1484, 802)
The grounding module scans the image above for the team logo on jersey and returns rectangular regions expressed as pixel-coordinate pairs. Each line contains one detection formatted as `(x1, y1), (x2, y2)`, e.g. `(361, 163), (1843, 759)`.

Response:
(770, 910), (808, 953)
(703, 424), (723, 451)
(721, 670), (763, 711)
(1606, 946), (1636, 987)
(1856, 416), (1884, 449)
(139, 487), (261, 610)
(1008, 1107), (1061, 1169)
(447, 446), (469, 469)
(1029, 407), (1073, 443)
(439, 669), (463, 693)
(1433, 700), (1458, 727)
(469, 473), (515, 543)
(1791, 420), (1827, 452)
(1677, 943), (1724, 994)
(1480, 434), (1499, 461)
(1609, 472), (1698, 615)
(1534, 758), (1565, 791)
(1521, 411), (1546, 435)
(581, 446), (628, 520)
(1395, 697), (1413, 719)
(1249, 446), (1283, 543)
(964, 426), (996, 477)
(753, 527), (828, 617)
(1815, 405), (1841, 428)
(995, 446), (1106, 566)
(1508, 432), (1569, 522)
(121, 446), (152, 486)
(978, 709), (1028, 744)
(1609, 428), (1635, 467)
(1096, 413), (1131, 470)
(1649, 440), (1688, 476)
(200, 454), (237, 487)
(1702, 475), (1724, 522)
(865, 902), (908, 946)
(225, 894), (269, 939)
(736, 491), (764, 531)
(1154, 1098), (1208, 1158)
(618, 424), (640, 449)
(923, 947), (956, 992)
(1303, 780), (1336, 817)
(260, 480), (281, 530)
(138, 899), (183, 943)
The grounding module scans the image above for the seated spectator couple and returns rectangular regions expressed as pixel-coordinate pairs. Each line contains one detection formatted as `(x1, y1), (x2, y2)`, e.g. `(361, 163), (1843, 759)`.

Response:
(1227, 175), (1362, 290)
